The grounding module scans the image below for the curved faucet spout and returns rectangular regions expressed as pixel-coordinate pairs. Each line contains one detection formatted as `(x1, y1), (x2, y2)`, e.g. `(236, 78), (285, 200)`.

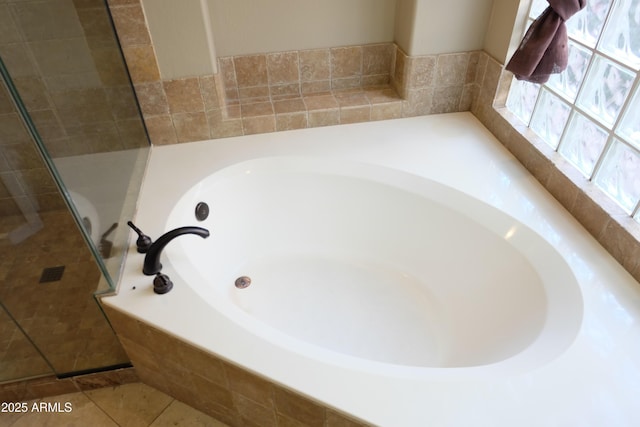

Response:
(143, 226), (209, 275)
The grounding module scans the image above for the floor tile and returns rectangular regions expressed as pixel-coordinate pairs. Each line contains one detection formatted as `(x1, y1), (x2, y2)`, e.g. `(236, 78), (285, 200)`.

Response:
(6, 392), (118, 427)
(150, 400), (228, 427)
(0, 409), (26, 427)
(0, 382), (234, 426)
(84, 383), (172, 427)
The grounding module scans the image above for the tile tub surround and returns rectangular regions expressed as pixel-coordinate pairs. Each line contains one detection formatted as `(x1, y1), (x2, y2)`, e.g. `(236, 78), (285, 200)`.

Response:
(219, 44), (395, 102)
(131, 44), (482, 144)
(390, 46), (480, 117)
(103, 114), (640, 426)
(107, 0), (478, 145)
(101, 305), (371, 427)
(111, 7), (481, 145)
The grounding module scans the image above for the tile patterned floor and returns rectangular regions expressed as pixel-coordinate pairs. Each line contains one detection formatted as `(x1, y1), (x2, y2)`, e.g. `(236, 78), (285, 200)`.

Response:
(0, 382), (228, 427)
(0, 210), (129, 381)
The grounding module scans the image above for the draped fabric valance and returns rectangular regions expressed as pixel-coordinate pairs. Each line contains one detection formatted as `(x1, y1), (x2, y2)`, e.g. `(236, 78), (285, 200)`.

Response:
(506, 0), (587, 84)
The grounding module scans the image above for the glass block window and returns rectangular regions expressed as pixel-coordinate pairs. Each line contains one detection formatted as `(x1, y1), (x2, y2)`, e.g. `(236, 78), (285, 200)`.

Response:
(529, 89), (571, 148)
(507, 0), (640, 222)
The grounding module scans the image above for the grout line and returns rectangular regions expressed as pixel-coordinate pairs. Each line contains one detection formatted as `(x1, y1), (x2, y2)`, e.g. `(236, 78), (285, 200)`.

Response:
(81, 388), (122, 427)
(147, 397), (175, 427)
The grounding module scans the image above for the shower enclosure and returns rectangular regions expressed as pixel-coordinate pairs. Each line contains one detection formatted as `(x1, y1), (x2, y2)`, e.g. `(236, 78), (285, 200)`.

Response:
(0, 0), (149, 382)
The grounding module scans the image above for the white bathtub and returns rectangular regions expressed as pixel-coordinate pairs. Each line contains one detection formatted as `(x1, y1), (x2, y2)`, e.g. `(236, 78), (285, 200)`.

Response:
(167, 156), (582, 372)
(106, 113), (640, 426)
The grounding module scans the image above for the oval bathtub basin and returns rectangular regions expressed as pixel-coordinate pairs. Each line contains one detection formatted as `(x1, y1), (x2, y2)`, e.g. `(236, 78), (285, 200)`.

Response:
(166, 157), (582, 369)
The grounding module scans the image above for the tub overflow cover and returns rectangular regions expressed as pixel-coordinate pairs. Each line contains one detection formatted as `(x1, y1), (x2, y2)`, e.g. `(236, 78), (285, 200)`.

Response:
(195, 202), (209, 221)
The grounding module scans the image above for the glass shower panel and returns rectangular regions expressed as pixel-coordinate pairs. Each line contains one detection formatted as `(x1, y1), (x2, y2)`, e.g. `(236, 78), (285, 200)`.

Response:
(0, 0), (150, 288)
(0, 303), (52, 382)
(1, 68), (131, 380)
(0, 0), (149, 380)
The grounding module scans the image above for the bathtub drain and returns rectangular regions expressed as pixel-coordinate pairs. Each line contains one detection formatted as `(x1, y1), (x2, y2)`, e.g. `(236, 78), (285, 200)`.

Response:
(235, 276), (251, 289)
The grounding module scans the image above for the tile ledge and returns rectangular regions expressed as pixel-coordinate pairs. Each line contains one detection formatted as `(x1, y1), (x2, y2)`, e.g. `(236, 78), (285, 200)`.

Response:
(215, 85), (403, 131)
(493, 106), (640, 283)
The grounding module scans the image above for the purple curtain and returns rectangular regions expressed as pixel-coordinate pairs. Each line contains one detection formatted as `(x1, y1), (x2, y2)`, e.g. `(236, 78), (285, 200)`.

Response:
(506, 0), (587, 84)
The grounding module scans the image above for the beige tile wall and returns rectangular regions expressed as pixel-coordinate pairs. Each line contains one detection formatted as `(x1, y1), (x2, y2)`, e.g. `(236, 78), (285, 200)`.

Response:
(0, 0), (147, 215)
(218, 44), (394, 103)
(0, 80), (68, 216)
(391, 46), (479, 116)
(123, 42), (479, 145)
(0, 0), (147, 158)
(107, 0), (479, 146)
(102, 304), (372, 427)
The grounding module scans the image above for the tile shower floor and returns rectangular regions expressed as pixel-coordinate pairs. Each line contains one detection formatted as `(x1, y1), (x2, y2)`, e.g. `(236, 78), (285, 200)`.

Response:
(0, 210), (129, 381)
(0, 382), (228, 426)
